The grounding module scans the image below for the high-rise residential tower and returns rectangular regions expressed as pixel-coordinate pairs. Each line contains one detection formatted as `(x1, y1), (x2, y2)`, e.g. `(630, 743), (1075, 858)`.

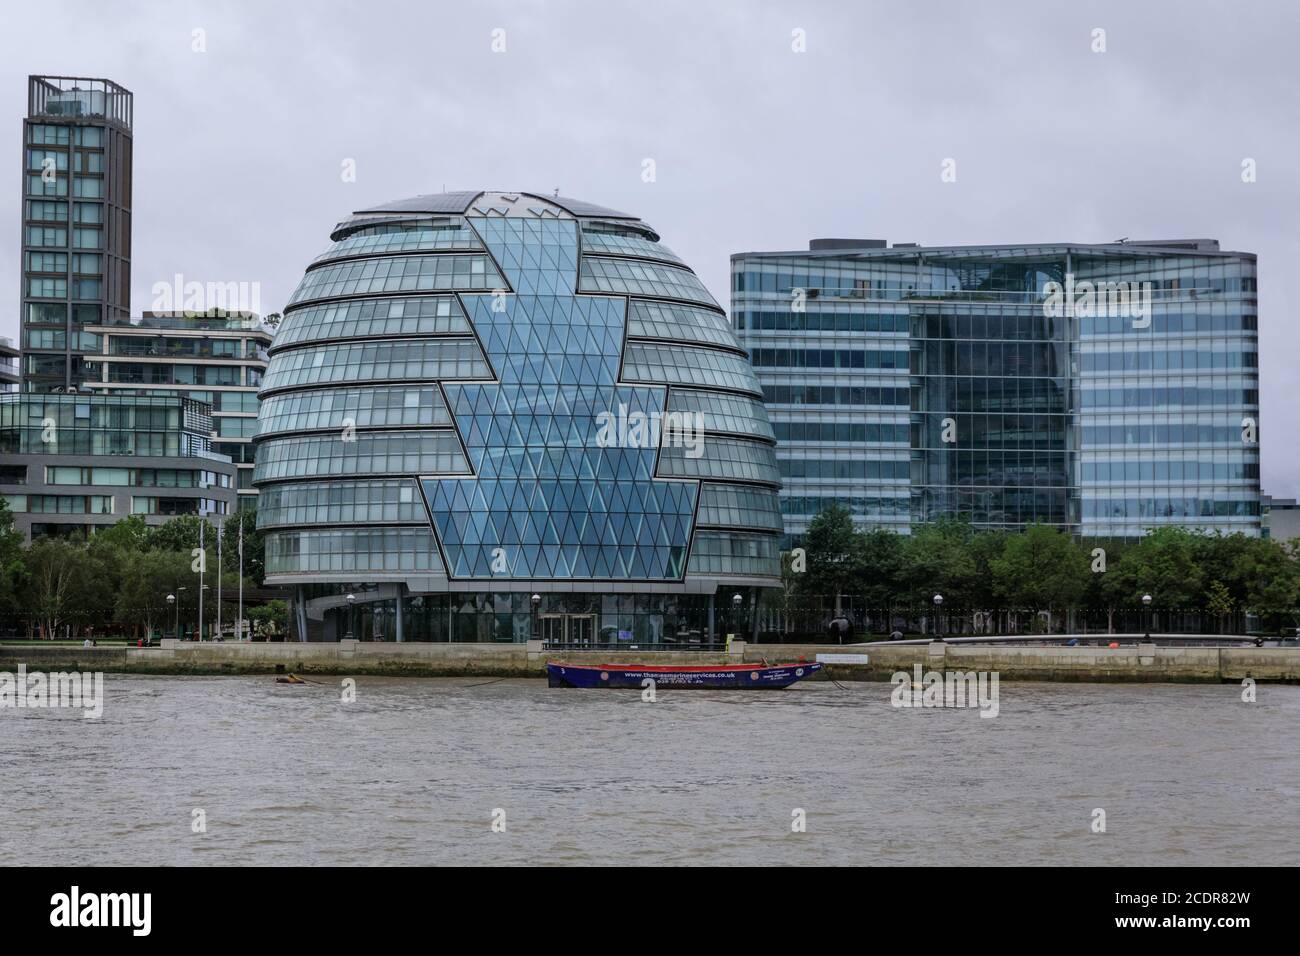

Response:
(21, 75), (133, 393)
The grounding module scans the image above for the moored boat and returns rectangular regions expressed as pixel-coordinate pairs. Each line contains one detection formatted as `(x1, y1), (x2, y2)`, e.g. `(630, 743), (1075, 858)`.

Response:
(547, 660), (822, 689)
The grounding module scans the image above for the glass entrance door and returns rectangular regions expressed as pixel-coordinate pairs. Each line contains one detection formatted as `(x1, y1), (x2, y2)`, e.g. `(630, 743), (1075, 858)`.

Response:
(539, 613), (597, 645)
(539, 613), (565, 644)
(568, 614), (596, 645)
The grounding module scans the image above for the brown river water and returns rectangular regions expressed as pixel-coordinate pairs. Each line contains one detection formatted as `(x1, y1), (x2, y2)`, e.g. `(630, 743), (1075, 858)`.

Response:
(1, 675), (1297, 866)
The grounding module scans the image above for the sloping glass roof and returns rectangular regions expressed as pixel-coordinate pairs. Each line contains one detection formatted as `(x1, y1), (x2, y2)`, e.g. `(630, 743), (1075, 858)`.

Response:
(524, 193), (637, 220)
(351, 191), (484, 215)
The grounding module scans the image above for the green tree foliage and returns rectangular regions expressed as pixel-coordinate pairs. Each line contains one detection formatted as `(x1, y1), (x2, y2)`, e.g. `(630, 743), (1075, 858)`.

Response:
(114, 550), (193, 639)
(221, 506), (265, 585)
(1105, 527), (1205, 608)
(1204, 580), (1234, 634)
(0, 498), (25, 620)
(247, 599), (288, 638)
(91, 513), (152, 554)
(20, 539), (113, 639)
(898, 518), (979, 609)
(990, 524), (1089, 622)
(802, 504), (862, 613)
(787, 507), (1300, 635)
(1, 509), (276, 639)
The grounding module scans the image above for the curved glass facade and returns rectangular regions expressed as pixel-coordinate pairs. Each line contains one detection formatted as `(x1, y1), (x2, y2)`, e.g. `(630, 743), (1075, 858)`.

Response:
(256, 191), (780, 642)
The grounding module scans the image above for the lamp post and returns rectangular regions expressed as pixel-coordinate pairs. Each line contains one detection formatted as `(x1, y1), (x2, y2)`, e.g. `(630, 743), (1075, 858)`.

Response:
(530, 593), (541, 641)
(345, 592), (356, 640)
(732, 592), (743, 645)
(197, 585), (210, 641)
(171, 586), (188, 640)
(1142, 593), (1152, 640)
(933, 593), (944, 641)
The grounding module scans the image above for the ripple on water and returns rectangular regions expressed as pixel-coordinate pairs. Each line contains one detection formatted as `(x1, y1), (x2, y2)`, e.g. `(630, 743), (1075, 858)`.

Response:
(0, 675), (1296, 866)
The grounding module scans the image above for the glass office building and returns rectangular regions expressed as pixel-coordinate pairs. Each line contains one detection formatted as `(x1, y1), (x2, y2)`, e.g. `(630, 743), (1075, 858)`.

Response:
(21, 75), (133, 392)
(255, 191), (781, 642)
(733, 238), (1260, 541)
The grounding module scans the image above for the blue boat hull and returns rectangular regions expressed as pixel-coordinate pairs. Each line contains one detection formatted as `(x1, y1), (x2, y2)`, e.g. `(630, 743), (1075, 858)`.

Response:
(547, 661), (822, 689)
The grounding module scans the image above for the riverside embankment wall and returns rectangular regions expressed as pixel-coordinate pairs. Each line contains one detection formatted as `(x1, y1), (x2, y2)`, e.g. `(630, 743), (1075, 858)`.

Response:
(2, 640), (1298, 683)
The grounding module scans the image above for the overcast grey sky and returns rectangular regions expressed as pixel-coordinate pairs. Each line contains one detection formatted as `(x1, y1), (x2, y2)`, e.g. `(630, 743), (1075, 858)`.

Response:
(2, 0), (1297, 494)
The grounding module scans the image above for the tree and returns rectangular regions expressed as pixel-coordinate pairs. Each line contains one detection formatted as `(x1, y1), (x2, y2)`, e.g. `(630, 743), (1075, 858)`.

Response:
(146, 514), (213, 554)
(1204, 579), (1234, 635)
(801, 504), (863, 616)
(990, 524), (1088, 631)
(247, 600), (288, 639)
(1236, 536), (1299, 632)
(92, 513), (152, 554)
(965, 530), (1008, 633)
(858, 528), (906, 631)
(114, 550), (192, 640)
(899, 518), (979, 611)
(1083, 539), (1130, 634)
(0, 498), (25, 624)
(1106, 527), (1205, 633)
(20, 540), (110, 640)
(221, 506), (264, 585)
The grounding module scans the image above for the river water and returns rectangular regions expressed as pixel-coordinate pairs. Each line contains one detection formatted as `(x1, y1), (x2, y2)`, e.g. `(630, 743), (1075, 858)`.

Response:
(2, 675), (1296, 866)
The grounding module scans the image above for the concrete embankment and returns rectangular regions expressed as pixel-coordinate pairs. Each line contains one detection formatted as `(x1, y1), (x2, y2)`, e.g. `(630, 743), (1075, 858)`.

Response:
(1, 639), (1298, 683)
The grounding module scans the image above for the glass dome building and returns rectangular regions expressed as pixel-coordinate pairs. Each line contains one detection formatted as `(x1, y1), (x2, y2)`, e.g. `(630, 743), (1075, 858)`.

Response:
(254, 191), (781, 643)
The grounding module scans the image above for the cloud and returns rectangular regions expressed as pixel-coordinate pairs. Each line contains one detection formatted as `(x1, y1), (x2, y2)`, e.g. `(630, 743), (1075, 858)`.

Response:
(1, 0), (1296, 494)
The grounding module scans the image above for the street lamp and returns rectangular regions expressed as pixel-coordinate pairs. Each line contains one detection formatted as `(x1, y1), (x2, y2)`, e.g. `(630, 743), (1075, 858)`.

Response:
(345, 592), (356, 640)
(1142, 593), (1152, 640)
(198, 584), (210, 641)
(933, 593), (944, 641)
(171, 586), (188, 640)
(530, 593), (541, 640)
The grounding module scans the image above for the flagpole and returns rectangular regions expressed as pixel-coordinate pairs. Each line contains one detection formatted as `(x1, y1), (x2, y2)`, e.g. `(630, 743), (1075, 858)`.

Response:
(238, 515), (245, 641)
(198, 520), (205, 642)
(216, 515), (223, 641)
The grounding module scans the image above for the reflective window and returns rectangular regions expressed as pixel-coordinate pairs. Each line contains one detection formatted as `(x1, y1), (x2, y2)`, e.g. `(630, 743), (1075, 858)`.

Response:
(627, 299), (740, 349)
(623, 343), (761, 395)
(580, 256), (718, 307)
(265, 528), (441, 574)
(288, 255), (504, 305)
(252, 431), (469, 481)
(274, 296), (470, 348)
(659, 437), (780, 484)
(686, 531), (781, 576)
(258, 479), (426, 526)
(260, 339), (491, 392)
(257, 384), (452, 435)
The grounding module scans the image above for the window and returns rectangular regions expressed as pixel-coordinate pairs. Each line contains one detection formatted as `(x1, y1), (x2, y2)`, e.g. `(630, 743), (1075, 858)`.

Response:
(73, 202), (103, 224)
(72, 177), (104, 198)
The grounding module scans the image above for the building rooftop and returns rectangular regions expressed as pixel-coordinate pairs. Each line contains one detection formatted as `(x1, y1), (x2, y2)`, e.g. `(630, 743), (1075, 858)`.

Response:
(28, 74), (133, 129)
(91, 311), (271, 334)
(331, 190), (644, 240)
(735, 238), (1254, 262)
